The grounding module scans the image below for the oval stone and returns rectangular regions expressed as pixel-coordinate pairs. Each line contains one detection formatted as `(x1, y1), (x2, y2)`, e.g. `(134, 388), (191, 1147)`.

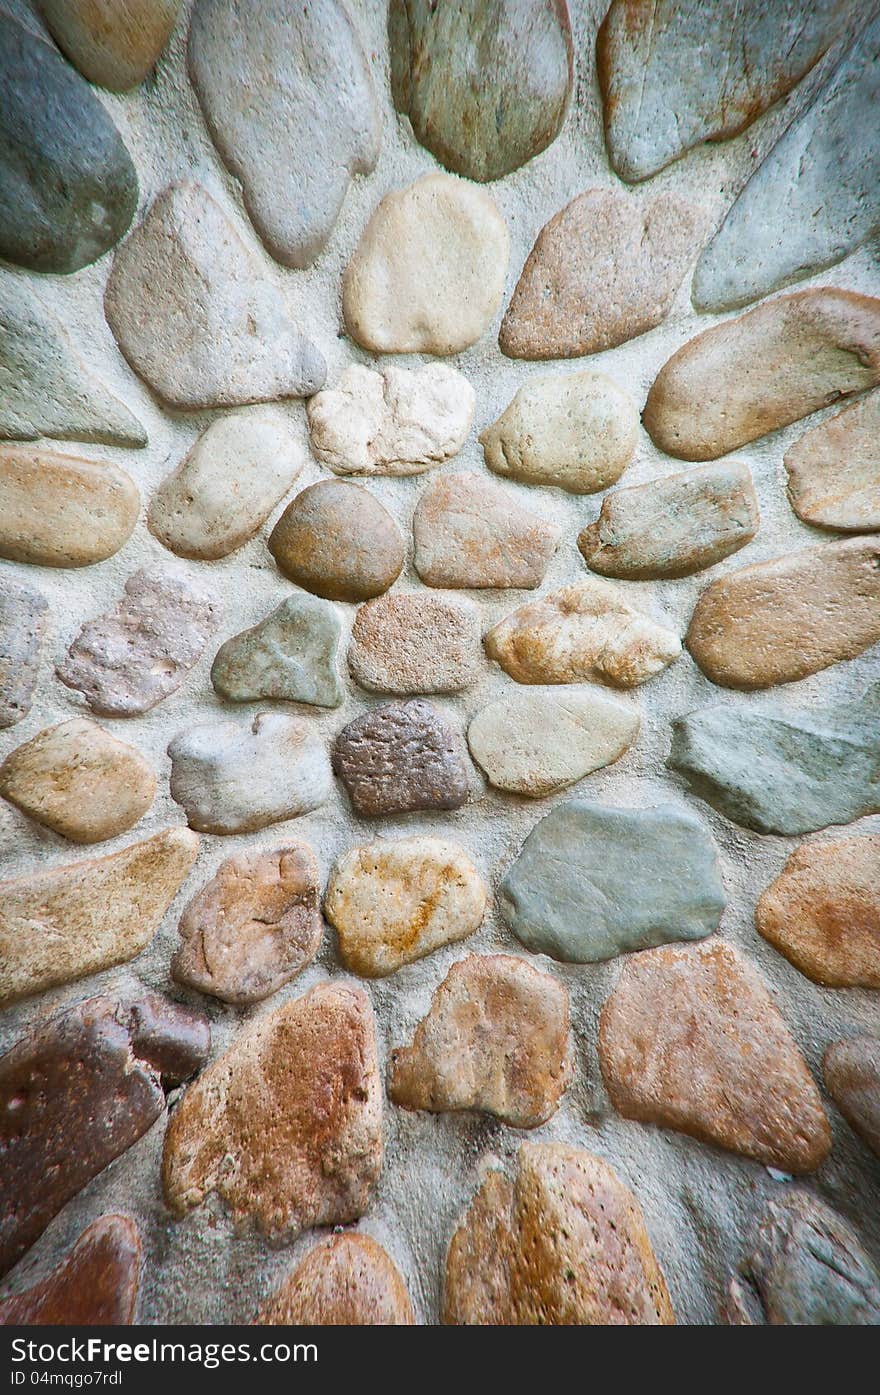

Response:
(256, 1234), (414, 1326)
(0, 444), (139, 567)
(269, 480), (405, 602)
(412, 472), (560, 589)
(784, 391), (880, 532)
(37, 0), (180, 90)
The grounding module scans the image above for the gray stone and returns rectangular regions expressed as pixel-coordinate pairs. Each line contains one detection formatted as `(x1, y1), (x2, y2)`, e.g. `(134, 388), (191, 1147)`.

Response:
(413, 472), (560, 589)
(389, 0), (572, 183)
(37, 0), (181, 91)
(333, 699), (471, 818)
(784, 391), (880, 532)
(669, 685), (880, 835)
(211, 596), (343, 709)
(0, 581), (47, 729)
(499, 800), (725, 963)
(823, 1036), (880, 1159)
(0, 13), (138, 273)
(348, 593), (481, 696)
(104, 181), (326, 410)
(268, 480), (405, 602)
(0, 444), (140, 568)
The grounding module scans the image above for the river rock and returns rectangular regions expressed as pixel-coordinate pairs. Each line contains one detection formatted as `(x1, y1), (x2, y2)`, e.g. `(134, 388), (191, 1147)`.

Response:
(211, 596), (343, 709)
(256, 1234), (414, 1326)
(163, 982), (382, 1240)
(0, 1215), (141, 1325)
(389, 0), (572, 182)
(480, 370), (638, 494)
(694, 12), (880, 311)
(172, 844), (322, 1006)
(169, 712), (332, 835)
(484, 580), (681, 687)
(596, 0), (860, 183)
(37, 1), (180, 89)
(756, 836), (880, 989)
(189, 0), (380, 268)
(0, 277), (146, 447)
(389, 954), (571, 1128)
(823, 1037), (880, 1159)
(149, 408), (303, 561)
(307, 363), (474, 477)
(342, 173), (509, 355)
(0, 582), (47, 729)
(579, 460), (759, 580)
(468, 687), (639, 796)
(57, 568), (221, 717)
(598, 941), (831, 1172)
(0, 444), (139, 568)
(269, 480), (404, 601)
(348, 593), (481, 695)
(0, 828), (199, 1005)
(0, 718), (156, 844)
(0, 992), (208, 1278)
(324, 837), (487, 978)
(686, 535), (880, 689)
(784, 392), (880, 532)
(669, 685), (880, 835)
(499, 188), (700, 359)
(104, 181), (326, 409)
(643, 289), (880, 460)
(0, 13), (138, 273)
(333, 700), (472, 817)
(413, 473), (560, 589)
(443, 1142), (675, 1325)
(500, 800), (724, 963)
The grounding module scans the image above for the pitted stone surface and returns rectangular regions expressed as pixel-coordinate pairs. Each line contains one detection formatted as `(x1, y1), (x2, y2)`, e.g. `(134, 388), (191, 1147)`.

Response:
(333, 700), (472, 817)
(823, 1037), (880, 1159)
(0, 1215), (142, 1326)
(256, 1233), (414, 1326)
(269, 480), (405, 601)
(0, 445), (139, 568)
(784, 392), (880, 532)
(37, 1), (181, 90)
(211, 596), (343, 709)
(413, 472), (560, 589)
(0, 582), (47, 730)
(349, 593), (481, 695)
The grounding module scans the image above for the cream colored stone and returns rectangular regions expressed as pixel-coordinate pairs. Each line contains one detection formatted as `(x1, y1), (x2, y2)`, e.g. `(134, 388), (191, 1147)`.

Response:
(0, 444), (139, 567)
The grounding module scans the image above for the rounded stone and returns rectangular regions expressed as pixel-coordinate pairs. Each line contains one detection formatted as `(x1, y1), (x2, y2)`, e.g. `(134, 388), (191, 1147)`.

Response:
(37, 0), (181, 91)
(823, 1036), (880, 1159)
(269, 480), (404, 602)
(256, 1234), (414, 1326)
(332, 700), (472, 818)
(348, 593), (481, 695)
(0, 444), (139, 568)
(0, 1215), (141, 1325)
(784, 391), (880, 533)
(412, 472), (560, 589)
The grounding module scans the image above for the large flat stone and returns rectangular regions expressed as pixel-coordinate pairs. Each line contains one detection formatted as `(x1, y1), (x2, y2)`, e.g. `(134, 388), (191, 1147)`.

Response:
(256, 1234), (413, 1326)
(413, 472), (559, 589)
(0, 445), (139, 568)
(0, 581), (47, 730)
(0, 1214), (141, 1325)
(37, 1), (181, 90)
(211, 596), (343, 709)
(784, 391), (880, 532)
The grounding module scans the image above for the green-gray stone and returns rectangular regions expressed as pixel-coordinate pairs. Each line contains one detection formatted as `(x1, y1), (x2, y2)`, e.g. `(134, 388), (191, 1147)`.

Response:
(669, 686), (880, 835)
(499, 799), (725, 964)
(211, 596), (343, 710)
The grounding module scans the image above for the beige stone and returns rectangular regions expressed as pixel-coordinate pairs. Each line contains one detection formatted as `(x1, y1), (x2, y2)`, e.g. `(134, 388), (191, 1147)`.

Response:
(784, 391), (880, 532)
(0, 444), (139, 567)
(256, 1233), (414, 1326)
(268, 480), (404, 602)
(413, 472), (560, 589)
(348, 592), (481, 695)
(823, 1036), (880, 1158)
(37, 0), (181, 91)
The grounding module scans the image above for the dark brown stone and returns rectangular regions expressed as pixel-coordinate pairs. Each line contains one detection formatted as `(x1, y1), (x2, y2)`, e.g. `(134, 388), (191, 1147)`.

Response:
(0, 1215), (141, 1325)
(332, 699), (471, 817)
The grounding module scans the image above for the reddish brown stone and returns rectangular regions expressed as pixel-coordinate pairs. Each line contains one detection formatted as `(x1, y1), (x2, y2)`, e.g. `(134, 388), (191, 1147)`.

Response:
(823, 1036), (880, 1159)
(0, 1216), (141, 1325)
(256, 1233), (414, 1325)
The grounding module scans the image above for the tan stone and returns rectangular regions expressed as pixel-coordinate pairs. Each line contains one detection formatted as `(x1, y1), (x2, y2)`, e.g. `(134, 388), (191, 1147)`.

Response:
(268, 480), (404, 602)
(0, 718), (156, 844)
(598, 941), (831, 1173)
(443, 1142), (675, 1325)
(37, 1), (180, 91)
(389, 954), (571, 1128)
(784, 391), (880, 532)
(0, 444), (139, 567)
(756, 836), (880, 989)
(412, 472), (560, 589)
(0, 828), (200, 1005)
(823, 1036), (880, 1158)
(484, 580), (681, 687)
(324, 838), (487, 979)
(348, 592), (481, 695)
(162, 982), (383, 1240)
(686, 535), (880, 690)
(256, 1234), (414, 1326)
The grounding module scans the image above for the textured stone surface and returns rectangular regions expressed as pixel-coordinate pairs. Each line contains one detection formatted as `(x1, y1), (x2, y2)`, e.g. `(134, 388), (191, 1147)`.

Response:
(579, 460), (759, 580)
(480, 369), (638, 494)
(0, 582), (47, 730)
(307, 363), (474, 477)
(484, 580), (681, 687)
(149, 408), (303, 561)
(57, 568), (221, 717)
(643, 289), (880, 461)
(687, 535), (880, 689)
(333, 700), (471, 818)
(499, 188), (700, 359)
(694, 13), (880, 311)
(0, 992), (208, 1278)
(0, 1215), (141, 1326)
(389, 954), (571, 1127)
(0, 13), (138, 273)
(0, 445), (139, 568)
(500, 800), (724, 963)
(823, 1037), (880, 1159)
(104, 182), (326, 409)
(163, 982), (382, 1240)
(256, 1234), (413, 1326)
(784, 392), (880, 532)
(670, 686), (880, 835)
(597, 0), (859, 183)
(348, 593), (480, 696)
(211, 596), (343, 709)
(169, 712), (332, 835)
(269, 480), (404, 602)
(389, 0), (572, 182)
(0, 828), (199, 1005)
(413, 473), (559, 589)
(0, 278), (146, 447)
(172, 845), (322, 1006)
(189, 0), (380, 268)
(598, 941), (831, 1172)
(444, 1143), (675, 1325)
(467, 686), (639, 796)
(0, 718), (156, 844)
(756, 836), (880, 989)
(37, 0), (180, 90)
(324, 837), (487, 978)
(342, 173), (509, 354)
